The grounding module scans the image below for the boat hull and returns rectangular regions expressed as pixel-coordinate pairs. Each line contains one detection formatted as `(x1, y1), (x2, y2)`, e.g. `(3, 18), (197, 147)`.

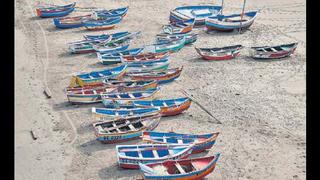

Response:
(37, 7), (75, 18)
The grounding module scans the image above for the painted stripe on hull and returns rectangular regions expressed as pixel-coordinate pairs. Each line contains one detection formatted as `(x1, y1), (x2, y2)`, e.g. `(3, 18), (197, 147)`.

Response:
(200, 52), (240, 60)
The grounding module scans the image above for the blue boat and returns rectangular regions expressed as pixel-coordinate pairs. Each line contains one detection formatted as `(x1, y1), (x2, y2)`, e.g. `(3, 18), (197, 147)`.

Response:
(69, 64), (127, 87)
(94, 7), (128, 19)
(169, 5), (222, 26)
(92, 107), (161, 119)
(36, 2), (76, 18)
(142, 131), (219, 154)
(93, 43), (129, 54)
(156, 33), (198, 45)
(84, 31), (131, 41)
(117, 144), (195, 169)
(205, 11), (259, 32)
(53, 7), (128, 29)
(83, 17), (122, 30)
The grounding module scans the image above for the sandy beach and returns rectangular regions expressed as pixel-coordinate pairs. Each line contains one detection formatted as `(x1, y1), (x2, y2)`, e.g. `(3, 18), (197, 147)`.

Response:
(15, 0), (306, 179)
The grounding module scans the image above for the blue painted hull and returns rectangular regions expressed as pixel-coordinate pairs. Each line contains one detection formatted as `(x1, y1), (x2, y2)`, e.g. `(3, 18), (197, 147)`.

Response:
(39, 7), (75, 18)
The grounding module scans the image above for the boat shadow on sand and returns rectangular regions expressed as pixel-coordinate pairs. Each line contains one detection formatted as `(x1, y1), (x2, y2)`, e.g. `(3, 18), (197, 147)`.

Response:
(242, 56), (292, 63)
(205, 29), (253, 36)
(77, 138), (141, 155)
(98, 163), (141, 180)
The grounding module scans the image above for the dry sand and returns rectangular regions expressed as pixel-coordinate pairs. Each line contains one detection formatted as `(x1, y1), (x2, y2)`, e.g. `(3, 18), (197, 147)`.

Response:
(15, 0), (306, 179)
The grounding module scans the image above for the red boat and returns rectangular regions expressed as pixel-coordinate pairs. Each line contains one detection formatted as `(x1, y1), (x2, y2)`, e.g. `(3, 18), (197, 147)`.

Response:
(139, 154), (220, 180)
(195, 45), (243, 60)
(250, 42), (298, 59)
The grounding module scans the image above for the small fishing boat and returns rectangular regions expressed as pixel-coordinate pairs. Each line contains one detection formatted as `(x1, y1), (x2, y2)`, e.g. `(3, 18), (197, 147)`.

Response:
(36, 2), (76, 18)
(92, 107), (161, 120)
(101, 87), (160, 102)
(170, 5), (222, 26)
(84, 31), (133, 41)
(83, 17), (122, 31)
(116, 144), (195, 169)
(93, 43), (129, 54)
(66, 86), (119, 104)
(156, 33), (197, 45)
(195, 45), (243, 60)
(205, 11), (259, 32)
(68, 37), (112, 54)
(93, 6), (128, 19)
(126, 61), (170, 73)
(98, 48), (144, 63)
(250, 42), (298, 59)
(143, 37), (186, 53)
(126, 67), (183, 84)
(68, 64), (127, 87)
(142, 131), (219, 153)
(138, 154), (220, 179)
(86, 31), (140, 54)
(102, 97), (191, 117)
(66, 80), (158, 93)
(99, 52), (170, 66)
(163, 18), (195, 34)
(93, 113), (161, 144)
(53, 14), (92, 29)
(97, 48), (169, 65)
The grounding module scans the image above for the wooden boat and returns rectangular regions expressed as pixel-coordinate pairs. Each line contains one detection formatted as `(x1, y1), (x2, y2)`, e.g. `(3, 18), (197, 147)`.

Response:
(53, 7), (128, 29)
(195, 45), (243, 60)
(68, 64), (127, 87)
(36, 2), (76, 18)
(126, 61), (170, 73)
(99, 52), (170, 65)
(98, 48), (144, 62)
(156, 33), (197, 45)
(66, 86), (119, 104)
(92, 107), (161, 120)
(142, 131), (219, 153)
(66, 80), (158, 93)
(143, 37), (186, 53)
(250, 42), (298, 59)
(126, 67), (183, 84)
(170, 5), (222, 26)
(102, 97), (191, 117)
(53, 14), (92, 29)
(101, 87), (160, 102)
(116, 144), (195, 169)
(138, 154), (220, 180)
(68, 37), (112, 54)
(205, 11), (259, 32)
(84, 31), (134, 41)
(83, 17), (122, 31)
(100, 52), (170, 66)
(163, 18), (195, 34)
(93, 113), (161, 144)
(93, 43), (129, 54)
(93, 7), (128, 19)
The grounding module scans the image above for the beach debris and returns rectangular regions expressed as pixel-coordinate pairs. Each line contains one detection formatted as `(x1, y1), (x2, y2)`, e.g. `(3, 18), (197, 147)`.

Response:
(30, 130), (37, 140)
(44, 87), (52, 98)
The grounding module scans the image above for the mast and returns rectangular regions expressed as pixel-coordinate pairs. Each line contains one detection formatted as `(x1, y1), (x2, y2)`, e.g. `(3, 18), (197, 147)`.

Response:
(239, 0), (247, 33)
(221, 0), (224, 14)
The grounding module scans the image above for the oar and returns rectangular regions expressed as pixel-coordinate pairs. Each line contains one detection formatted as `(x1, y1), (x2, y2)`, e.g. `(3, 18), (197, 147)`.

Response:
(180, 89), (222, 124)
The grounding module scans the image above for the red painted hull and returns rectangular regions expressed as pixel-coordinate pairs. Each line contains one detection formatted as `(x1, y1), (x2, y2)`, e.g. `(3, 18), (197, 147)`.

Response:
(200, 52), (240, 60)
(161, 99), (191, 116)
